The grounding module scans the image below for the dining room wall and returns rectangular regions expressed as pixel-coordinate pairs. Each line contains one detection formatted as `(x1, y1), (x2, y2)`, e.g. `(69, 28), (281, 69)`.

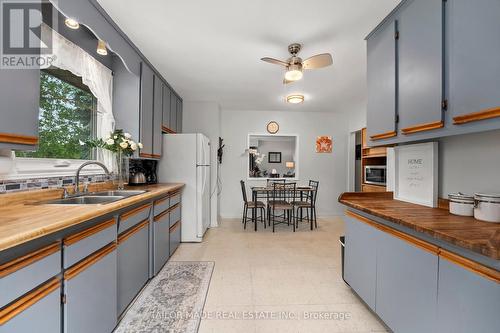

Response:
(218, 109), (351, 218)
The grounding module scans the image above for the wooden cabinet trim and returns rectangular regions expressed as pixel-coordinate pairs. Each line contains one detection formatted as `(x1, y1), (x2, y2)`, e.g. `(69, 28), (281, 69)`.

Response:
(346, 210), (439, 255)
(154, 208), (170, 222)
(63, 218), (116, 246)
(401, 120), (444, 134)
(169, 220), (180, 232)
(369, 131), (397, 141)
(0, 133), (38, 145)
(117, 219), (148, 245)
(139, 153), (161, 159)
(453, 106), (500, 125)
(439, 249), (500, 284)
(0, 277), (60, 325)
(162, 126), (176, 134)
(154, 196), (170, 207)
(64, 242), (116, 281)
(0, 242), (60, 278)
(121, 203), (151, 221)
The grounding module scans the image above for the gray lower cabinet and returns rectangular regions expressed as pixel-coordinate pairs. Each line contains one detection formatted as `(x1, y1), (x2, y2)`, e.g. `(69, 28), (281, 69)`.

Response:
(376, 230), (438, 333)
(0, 278), (61, 333)
(139, 62), (154, 158)
(117, 220), (149, 316)
(448, 0), (500, 124)
(398, 0), (444, 134)
(169, 221), (181, 256)
(366, 20), (397, 141)
(153, 210), (170, 275)
(64, 243), (117, 333)
(344, 214), (379, 310)
(436, 257), (500, 333)
(0, 68), (40, 150)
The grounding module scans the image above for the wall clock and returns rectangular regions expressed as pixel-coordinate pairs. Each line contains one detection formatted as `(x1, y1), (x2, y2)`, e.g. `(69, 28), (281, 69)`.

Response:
(267, 121), (279, 134)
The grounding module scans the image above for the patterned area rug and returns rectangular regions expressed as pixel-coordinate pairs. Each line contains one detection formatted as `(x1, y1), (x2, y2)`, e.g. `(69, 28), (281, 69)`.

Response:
(115, 261), (214, 333)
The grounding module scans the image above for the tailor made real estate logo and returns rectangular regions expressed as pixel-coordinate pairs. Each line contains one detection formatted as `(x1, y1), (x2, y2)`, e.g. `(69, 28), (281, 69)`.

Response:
(1, 0), (57, 69)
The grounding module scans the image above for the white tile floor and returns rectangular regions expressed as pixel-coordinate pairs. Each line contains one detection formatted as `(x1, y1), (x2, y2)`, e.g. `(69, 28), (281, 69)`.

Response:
(170, 216), (388, 333)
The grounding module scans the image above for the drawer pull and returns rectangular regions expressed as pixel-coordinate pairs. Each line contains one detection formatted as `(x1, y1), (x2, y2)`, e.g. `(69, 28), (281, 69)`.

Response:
(121, 204), (151, 221)
(64, 219), (116, 246)
(64, 242), (116, 281)
(118, 220), (149, 244)
(169, 220), (181, 232)
(0, 277), (60, 325)
(0, 242), (60, 278)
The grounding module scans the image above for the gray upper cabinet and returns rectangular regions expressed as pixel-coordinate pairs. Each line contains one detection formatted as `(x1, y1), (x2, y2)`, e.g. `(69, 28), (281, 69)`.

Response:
(398, 0), (444, 135)
(170, 94), (178, 133)
(176, 98), (183, 133)
(139, 63), (154, 158)
(162, 85), (172, 132)
(366, 20), (397, 142)
(448, 0), (500, 125)
(0, 69), (40, 150)
(152, 76), (163, 157)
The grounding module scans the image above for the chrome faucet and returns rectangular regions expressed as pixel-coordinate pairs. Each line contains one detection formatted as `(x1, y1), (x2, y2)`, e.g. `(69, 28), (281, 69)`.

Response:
(74, 161), (110, 196)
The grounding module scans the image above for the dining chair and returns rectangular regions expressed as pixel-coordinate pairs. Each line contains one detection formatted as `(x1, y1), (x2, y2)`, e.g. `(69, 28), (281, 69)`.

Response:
(240, 180), (265, 230)
(267, 182), (296, 232)
(293, 180), (319, 228)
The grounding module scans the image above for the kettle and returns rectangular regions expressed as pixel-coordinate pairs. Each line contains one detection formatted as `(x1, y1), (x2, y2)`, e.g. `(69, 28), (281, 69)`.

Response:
(129, 168), (147, 185)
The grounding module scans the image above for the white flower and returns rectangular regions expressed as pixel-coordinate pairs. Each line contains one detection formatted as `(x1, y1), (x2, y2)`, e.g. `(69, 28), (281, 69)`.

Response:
(106, 138), (114, 145)
(138, 142), (143, 149)
(79, 140), (85, 146)
(130, 143), (137, 151)
(113, 135), (118, 139)
(124, 133), (132, 139)
(120, 141), (128, 149)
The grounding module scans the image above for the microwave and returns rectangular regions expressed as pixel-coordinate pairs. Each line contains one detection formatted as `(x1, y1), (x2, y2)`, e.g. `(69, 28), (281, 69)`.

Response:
(364, 165), (387, 186)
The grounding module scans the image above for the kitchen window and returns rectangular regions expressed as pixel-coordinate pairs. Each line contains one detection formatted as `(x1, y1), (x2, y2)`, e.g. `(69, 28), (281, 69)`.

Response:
(16, 68), (98, 160)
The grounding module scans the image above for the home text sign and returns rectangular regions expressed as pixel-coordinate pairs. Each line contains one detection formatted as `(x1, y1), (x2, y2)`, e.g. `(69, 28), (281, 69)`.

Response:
(394, 142), (438, 207)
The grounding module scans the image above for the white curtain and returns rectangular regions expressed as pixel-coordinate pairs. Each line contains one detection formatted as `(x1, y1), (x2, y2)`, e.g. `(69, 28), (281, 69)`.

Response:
(42, 24), (115, 170)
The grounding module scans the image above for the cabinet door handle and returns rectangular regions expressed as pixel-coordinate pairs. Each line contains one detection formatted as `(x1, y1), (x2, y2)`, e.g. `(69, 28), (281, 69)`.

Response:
(64, 219), (116, 246)
(453, 106), (500, 125)
(118, 220), (149, 244)
(0, 242), (60, 278)
(64, 242), (116, 280)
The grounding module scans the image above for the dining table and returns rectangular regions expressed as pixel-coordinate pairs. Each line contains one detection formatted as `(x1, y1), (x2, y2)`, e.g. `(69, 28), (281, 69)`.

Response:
(250, 185), (316, 231)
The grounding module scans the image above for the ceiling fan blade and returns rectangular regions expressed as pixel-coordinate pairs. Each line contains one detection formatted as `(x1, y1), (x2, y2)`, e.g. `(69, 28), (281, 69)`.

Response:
(261, 57), (288, 66)
(302, 53), (333, 70)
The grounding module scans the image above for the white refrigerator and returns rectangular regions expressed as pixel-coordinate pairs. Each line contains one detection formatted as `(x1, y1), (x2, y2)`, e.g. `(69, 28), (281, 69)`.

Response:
(158, 134), (211, 242)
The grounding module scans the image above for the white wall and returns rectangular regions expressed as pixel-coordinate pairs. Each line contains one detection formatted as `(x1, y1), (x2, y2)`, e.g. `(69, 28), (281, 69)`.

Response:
(182, 101), (221, 227)
(439, 129), (500, 197)
(219, 110), (350, 218)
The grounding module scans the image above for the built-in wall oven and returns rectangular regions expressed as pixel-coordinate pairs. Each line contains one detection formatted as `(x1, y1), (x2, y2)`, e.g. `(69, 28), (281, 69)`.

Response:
(364, 165), (387, 186)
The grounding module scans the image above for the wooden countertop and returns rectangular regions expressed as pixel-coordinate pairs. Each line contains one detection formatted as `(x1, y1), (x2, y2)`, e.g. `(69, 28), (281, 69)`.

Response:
(0, 183), (184, 252)
(339, 192), (500, 260)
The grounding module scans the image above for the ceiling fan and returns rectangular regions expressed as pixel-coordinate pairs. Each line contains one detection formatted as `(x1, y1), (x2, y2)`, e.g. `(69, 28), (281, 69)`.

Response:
(261, 43), (333, 84)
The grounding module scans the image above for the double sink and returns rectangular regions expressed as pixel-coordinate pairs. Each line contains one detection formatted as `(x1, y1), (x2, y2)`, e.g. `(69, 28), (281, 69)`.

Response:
(44, 190), (147, 205)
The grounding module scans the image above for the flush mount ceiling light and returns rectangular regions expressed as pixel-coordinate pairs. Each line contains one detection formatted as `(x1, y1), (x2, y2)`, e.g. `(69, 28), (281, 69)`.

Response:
(64, 18), (80, 30)
(96, 40), (108, 56)
(286, 94), (304, 104)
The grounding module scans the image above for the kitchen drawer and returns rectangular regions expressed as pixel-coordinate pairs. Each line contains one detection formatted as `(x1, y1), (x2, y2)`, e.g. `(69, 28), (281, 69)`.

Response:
(153, 210), (170, 275)
(117, 220), (149, 315)
(119, 203), (151, 234)
(153, 196), (170, 217)
(63, 218), (116, 269)
(169, 204), (181, 228)
(0, 278), (61, 333)
(170, 192), (181, 206)
(0, 242), (61, 309)
(169, 221), (181, 256)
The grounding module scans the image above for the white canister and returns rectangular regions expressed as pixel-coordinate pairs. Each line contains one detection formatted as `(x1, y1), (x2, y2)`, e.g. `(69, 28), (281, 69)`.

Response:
(448, 193), (474, 217)
(474, 193), (500, 223)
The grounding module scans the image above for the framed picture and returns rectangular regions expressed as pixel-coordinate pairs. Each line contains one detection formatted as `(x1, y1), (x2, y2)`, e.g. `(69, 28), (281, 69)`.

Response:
(268, 152), (282, 163)
(316, 136), (333, 153)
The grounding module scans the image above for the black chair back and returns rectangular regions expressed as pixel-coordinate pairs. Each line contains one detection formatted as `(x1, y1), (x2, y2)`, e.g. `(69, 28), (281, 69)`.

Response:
(309, 180), (319, 204)
(267, 179), (286, 187)
(240, 180), (248, 203)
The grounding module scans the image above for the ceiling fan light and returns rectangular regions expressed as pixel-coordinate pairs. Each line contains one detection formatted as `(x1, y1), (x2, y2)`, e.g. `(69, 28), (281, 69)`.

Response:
(64, 18), (80, 29)
(286, 94), (304, 104)
(285, 69), (303, 81)
(96, 40), (108, 56)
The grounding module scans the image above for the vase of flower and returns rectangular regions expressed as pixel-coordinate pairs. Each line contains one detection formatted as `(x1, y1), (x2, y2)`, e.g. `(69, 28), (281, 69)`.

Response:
(86, 129), (142, 190)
